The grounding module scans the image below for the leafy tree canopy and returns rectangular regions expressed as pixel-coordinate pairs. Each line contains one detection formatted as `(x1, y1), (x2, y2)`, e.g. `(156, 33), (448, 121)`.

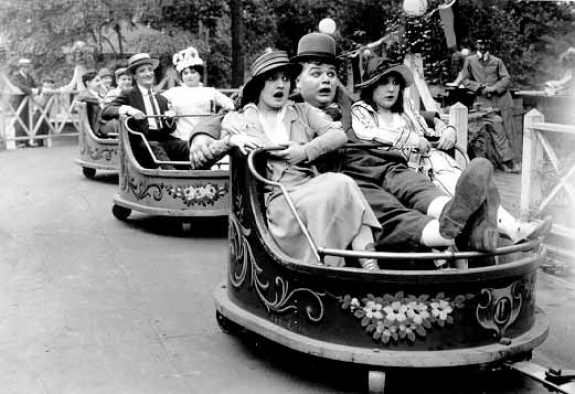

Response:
(1, 0), (574, 89)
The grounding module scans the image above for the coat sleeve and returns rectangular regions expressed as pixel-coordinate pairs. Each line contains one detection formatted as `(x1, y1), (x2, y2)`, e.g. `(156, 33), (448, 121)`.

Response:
(10, 74), (34, 95)
(460, 58), (484, 92)
(351, 103), (420, 149)
(213, 89), (235, 111)
(101, 90), (130, 120)
(300, 104), (347, 162)
(491, 59), (511, 95)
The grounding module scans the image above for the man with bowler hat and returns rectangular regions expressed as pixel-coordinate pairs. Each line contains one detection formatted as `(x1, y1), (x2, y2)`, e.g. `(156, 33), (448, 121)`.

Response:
(102, 53), (189, 169)
(190, 34), (508, 256)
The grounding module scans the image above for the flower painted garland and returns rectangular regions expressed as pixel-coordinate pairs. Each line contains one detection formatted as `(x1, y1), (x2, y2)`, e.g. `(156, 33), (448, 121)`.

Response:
(165, 183), (228, 206)
(340, 291), (474, 344)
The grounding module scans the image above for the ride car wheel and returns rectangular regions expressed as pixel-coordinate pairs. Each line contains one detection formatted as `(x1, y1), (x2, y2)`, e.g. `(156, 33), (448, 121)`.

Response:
(216, 311), (243, 334)
(82, 167), (96, 178)
(368, 370), (386, 394)
(112, 204), (131, 221)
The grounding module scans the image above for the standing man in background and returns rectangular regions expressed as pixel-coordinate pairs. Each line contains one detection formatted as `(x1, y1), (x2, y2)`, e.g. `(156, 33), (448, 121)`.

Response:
(10, 58), (39, 147)
(458, 37), (520, 173)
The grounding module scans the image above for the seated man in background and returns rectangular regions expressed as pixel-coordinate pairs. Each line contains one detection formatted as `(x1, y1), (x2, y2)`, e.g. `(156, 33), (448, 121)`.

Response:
(76, 71), (116, 138)
(102, 53), (190, 169)
(103, 67), (134, 106)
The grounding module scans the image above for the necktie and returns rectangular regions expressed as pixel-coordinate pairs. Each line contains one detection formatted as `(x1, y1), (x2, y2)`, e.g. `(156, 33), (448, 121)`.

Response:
(148, 89), (161, 129)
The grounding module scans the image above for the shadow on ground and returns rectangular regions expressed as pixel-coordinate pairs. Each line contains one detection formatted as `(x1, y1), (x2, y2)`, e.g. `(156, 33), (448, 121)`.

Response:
(225, 330), (542, 393)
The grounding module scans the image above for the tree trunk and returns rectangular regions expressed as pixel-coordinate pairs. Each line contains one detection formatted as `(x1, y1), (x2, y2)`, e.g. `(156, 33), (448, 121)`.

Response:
(230, 0), (245, 88)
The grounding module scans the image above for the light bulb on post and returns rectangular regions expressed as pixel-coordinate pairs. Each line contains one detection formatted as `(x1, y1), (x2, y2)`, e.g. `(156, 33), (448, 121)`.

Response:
(318, 18), (337, 35)
(403, 0), (427, 17)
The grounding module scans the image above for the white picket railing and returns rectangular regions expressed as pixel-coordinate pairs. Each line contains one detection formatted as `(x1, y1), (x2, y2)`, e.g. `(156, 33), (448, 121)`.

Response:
(521, 109), (575, 243)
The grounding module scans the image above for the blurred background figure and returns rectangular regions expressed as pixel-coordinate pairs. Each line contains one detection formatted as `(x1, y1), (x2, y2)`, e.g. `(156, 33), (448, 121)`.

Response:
(103, 67), (133, 105)
(545, 47), (575, 96)
(31, 75), (58, 147)
(9, 58), (40, 147)
(98, 67), (114, 93)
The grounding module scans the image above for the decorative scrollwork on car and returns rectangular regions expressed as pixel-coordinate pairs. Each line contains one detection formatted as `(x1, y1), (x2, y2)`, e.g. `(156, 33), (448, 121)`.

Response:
(476, 280), (525, 339)
(229, 211), (252, 288)
(229, 211), (325, 323)
(125, 176), (163, 201)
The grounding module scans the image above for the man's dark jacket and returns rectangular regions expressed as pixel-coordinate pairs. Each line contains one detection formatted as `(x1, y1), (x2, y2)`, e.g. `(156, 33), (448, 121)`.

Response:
(102, 86), (176, 140)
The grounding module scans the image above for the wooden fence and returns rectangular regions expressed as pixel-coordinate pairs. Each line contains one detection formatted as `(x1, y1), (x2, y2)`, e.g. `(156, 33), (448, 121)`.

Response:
(521, 109), (575, 263)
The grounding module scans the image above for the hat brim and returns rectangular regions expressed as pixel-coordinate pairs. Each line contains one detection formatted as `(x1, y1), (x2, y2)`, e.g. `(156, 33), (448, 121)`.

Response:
(241, 63), (303, 107)
(127, 58), (160, 74)
(290, 53), (339, 65)
(355, 64), (414, 89)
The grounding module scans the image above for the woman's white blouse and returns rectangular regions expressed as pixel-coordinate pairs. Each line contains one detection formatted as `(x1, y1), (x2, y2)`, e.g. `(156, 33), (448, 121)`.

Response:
(162, 85), (234, 141)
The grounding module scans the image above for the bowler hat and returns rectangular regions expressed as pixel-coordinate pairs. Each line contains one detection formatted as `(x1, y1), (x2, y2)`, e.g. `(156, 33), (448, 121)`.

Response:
(241, 51), (302, 107)
(355, 57), (414, 89)
(126, 53), (159, 74)
(290, 33), (338, 65)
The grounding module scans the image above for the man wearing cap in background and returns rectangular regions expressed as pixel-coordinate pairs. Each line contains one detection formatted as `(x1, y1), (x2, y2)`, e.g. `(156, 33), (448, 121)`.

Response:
(102, 53), (189, 169)
(98, 67), (115, 93)
(103, 67), (133, 106)
(457, 37), (520, 173)
(9, 58), (40, 147)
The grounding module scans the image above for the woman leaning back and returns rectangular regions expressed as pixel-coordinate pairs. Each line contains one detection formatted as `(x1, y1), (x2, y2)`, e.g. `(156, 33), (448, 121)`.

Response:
(350, 57), (551, 245)
(220, 50), (382, 270)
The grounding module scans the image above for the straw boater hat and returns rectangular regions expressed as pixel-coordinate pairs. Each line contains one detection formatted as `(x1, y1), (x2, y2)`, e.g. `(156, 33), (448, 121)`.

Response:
(172, 46), (204, 73)
(355, 57), (414, 89)
(290, 32), (339, 65)
(114, 67), (129, 78)
(126, 53), (159, 74)
(241, 51), (302, 107)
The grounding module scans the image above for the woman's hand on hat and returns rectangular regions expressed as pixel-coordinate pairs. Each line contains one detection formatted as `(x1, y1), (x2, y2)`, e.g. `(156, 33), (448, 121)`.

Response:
(269, 141), (307, 164)
(436, 126), (457, 150)
(228, 134), (263, 155)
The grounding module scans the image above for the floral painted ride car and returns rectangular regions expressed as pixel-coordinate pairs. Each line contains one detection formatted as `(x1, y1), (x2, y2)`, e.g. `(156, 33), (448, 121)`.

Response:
(111, 116), (229, 220)
(213, 147), (552, 393)
(75, 102), (119, 179)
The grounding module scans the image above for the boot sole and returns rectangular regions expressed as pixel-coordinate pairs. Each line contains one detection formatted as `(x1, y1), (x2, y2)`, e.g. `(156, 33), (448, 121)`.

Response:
(439, 158), (494, 238)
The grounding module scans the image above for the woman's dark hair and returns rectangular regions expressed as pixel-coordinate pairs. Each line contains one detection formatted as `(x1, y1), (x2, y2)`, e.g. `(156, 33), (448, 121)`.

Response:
(179, 65), (204, 80)
(360, 72), (406, 113)
(82, 71), (98, 88)
(241, 66), (297, 106)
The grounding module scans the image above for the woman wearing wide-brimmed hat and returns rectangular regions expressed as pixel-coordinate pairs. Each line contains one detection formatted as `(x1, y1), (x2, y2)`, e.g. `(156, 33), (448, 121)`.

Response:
(350, 57), (551, 245)
(220, 50), (381, 269)
(352, 57), (459, 194)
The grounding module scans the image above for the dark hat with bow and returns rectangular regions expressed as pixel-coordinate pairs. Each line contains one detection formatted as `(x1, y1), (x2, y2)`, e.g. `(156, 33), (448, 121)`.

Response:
(241, 51), (302, 107)
(355, 57), (414, 89)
